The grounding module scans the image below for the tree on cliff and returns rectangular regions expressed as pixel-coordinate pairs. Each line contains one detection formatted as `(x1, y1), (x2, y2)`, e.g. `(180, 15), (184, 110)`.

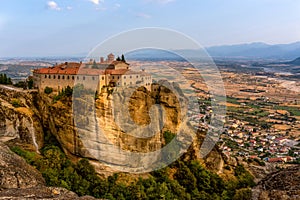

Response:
(121, 54), (126, 62)
(0, 73), (12, 85)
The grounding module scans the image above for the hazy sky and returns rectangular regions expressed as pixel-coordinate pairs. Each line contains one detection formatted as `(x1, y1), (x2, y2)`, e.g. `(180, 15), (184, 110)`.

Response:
(1, 0), (300, 57)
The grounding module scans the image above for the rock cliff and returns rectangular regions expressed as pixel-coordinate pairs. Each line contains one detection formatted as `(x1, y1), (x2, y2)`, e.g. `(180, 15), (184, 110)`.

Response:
(0, 83), (225, 175)
(0, 142), (98, 199)
(252, 166), (300, 200)
(0, 86), (43, 152)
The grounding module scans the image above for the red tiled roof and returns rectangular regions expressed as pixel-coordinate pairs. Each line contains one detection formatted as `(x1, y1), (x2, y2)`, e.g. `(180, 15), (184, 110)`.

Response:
(268, 157), (284, 162)
(34, 62), (105, 75)
(78, 68), (105, 75)
(105, 69), (129, 75)
(34, 62), (145, 76)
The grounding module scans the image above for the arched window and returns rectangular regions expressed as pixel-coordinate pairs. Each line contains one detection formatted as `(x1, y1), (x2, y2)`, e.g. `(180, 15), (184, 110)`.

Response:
(67, 76), (70, 80)
(58, 75), (60, 79)
(72, 76), (74, 80)
(92, 76), (95, 81)
(83, 76), (85, 80)
(62, 75), (65, 79)
(102, 76), (104, 80)
(77, 76), (79, 80)
(49, 75), (51, 79)
(124, 76), (126, 79)
(53, 75), (56, 79)
(130, 76), (132, 79)
(45, 75), (47, 78)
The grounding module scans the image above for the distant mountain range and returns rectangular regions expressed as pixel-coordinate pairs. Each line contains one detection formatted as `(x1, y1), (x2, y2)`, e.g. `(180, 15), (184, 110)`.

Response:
(124, 42), (300, 61)
(205, 42), (300, 60)
(287, 56), (300, 65)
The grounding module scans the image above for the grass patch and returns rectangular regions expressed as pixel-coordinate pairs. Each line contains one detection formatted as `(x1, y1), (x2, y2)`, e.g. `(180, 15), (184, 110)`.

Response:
(274, 106), (300, 116)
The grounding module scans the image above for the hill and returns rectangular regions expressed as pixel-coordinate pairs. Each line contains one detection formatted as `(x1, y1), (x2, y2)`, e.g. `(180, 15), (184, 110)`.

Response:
(206, 42), (300, 59)
(288, 56), (300, 65)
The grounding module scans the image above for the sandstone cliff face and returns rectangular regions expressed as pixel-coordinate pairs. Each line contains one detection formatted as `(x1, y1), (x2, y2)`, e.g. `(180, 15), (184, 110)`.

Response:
(0, 84), (225, 175)
(35, 82), (197, 173)
(0, 87), (43, 152)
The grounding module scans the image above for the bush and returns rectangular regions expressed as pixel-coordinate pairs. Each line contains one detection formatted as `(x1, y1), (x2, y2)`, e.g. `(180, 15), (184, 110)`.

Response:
(44, 87), (53, 94)
(11, 98), (22, 108)
(233, 188), (252, 200)
(163, 131), (175, 144)
(27, 79), (34, 89)
(10, 146), (38, 165)
(224, 165), (231, 170)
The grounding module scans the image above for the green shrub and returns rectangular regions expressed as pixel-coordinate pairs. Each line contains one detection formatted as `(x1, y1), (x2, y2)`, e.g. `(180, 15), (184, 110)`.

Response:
(224, 165), (231, 170)
(233, 188), (252, 200)
(10, 146), (38, 165)
(11, 98), (22, 108)
(163, 131), (175, 144)
(44, 87), (53, 94)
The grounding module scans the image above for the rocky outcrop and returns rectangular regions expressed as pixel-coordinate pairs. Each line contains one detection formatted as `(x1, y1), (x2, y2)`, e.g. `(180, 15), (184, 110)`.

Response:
(34, 82), (197, 173)
(0, 187), (98, 200)
(0, 86), (43, 152)
(0, 142), (44, 189)
(0, 142), (98, 199)
(0, 83), (225, 174)
(252, 166), (300, 200)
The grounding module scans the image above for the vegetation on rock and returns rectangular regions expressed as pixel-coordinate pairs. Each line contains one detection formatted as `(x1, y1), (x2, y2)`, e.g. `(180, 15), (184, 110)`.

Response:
(11, 141), (255, 200)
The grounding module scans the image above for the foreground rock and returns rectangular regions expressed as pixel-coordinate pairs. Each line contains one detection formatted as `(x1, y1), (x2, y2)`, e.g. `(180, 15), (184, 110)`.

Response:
(252, 166), (300, 200)
(0, 187), (97, 200)
(0, 142), (98, 199)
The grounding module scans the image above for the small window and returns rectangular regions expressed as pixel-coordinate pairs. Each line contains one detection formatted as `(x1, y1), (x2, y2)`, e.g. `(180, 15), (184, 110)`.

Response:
(136, 75), (138, 78)
(62, 76), (65, 79)
(77, 76), (79, 80)
(45, 75), (47, 78)
(58, 75), (60, 79)
(53, 75), (56, 79)
(130, 76), (132, 79)
(72, 76), (74, 80)
(67, 76), (70, 80)
(112, 76), (114, 79)
(124, 82), (126, 85)
(92, 76), (95, 81)
(83, 76), (85, 80)
(49, 75), (51, 79)
(124, 76), (126, 79)
(118, 76), (120, 79)
(102, 77), (104, 80)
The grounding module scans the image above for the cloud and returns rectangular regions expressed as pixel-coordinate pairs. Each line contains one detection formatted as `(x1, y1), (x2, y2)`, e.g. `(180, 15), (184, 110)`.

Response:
(89, 0), (104, 5)
(114, 3), (121, 8)
(95, 7), (107, 11)
(47, 1), (61, 11)
(136, 13), (152, 19)
(66, 6), (73, 10)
